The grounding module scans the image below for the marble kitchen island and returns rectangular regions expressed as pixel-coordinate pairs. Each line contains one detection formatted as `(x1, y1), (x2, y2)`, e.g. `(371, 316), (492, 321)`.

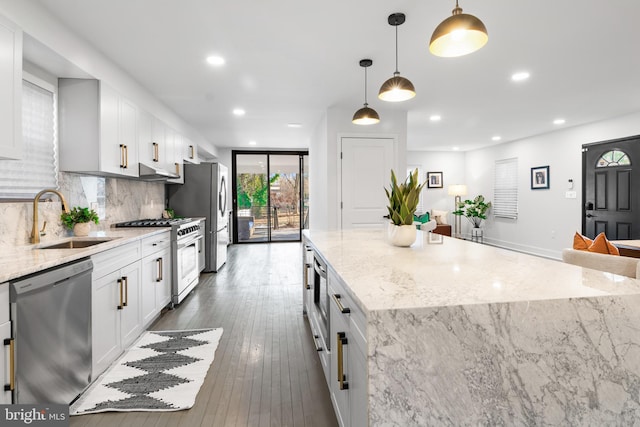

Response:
(303, 228), (640, 426)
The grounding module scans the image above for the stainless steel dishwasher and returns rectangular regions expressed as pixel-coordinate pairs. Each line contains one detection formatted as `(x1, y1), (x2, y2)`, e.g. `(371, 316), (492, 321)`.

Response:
(10, 258), (93, 404)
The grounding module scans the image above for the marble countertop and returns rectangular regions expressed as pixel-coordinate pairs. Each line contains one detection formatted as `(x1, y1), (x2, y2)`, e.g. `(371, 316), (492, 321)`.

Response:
(303, 228), (640, 313)
(0, 228), (170, 283)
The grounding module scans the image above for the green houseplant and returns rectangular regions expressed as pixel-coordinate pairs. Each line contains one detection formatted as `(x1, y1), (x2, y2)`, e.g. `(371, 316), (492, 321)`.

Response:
(61, 206), (99, 236)
(384, 169), (426, 246)
(452, 195), (492, 228)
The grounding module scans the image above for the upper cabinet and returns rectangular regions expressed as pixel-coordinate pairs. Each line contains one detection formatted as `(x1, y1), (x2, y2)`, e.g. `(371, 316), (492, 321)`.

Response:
(0, 14), (22, 160)
(58, 79), (139, 178)
(183, 138), (200, 164)
(166, 127), (184, 184)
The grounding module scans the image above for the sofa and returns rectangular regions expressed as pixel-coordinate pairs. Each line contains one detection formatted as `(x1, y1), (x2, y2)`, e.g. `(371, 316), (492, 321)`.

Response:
(561, 248), (640, 278)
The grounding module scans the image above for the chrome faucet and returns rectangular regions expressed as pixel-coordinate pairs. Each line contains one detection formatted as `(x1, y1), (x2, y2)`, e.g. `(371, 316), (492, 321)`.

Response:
(32, 189), (70, 244)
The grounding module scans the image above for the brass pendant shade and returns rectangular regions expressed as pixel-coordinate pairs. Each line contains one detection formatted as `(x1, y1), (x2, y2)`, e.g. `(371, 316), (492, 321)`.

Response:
(353, 59), (380, 125)
(379, 13), (416, 103)
(430, 1), (488, 57)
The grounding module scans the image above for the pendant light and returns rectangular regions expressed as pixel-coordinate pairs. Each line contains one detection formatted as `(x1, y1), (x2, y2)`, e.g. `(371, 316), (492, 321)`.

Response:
(352, 59), (380, 125)
(429, 0), (488, 58)
(378, 13), (415, 102)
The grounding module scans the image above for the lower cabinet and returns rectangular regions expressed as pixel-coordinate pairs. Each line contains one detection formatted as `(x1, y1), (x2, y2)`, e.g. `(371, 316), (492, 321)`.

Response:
(91, 243), (142, 378)
(328, 269), (368, 427)
(1, 282), (11, 404)
(141, 232), (172, 328)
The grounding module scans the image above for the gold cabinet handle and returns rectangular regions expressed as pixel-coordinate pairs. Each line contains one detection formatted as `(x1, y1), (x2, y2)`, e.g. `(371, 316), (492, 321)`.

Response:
(332, 294), (351, 314)
(303, 265), (310, 290)
(117, 278), (124, 310)
(4, 338), (14, 391)
(175, 162), (180, 176)
(189, 145), (195, 159)
(119, 144), (125, 168)
(123, 276), (128, 307)
(157, 257), (163, 282)
(337, 332), (349, 390)
(123, 145), (129, 168)
(312, 334), (323, 352)
(153, 142), (159, 162)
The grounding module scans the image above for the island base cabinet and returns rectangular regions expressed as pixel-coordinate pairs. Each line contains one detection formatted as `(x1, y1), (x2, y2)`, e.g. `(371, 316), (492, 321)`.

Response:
(329, 270), (368, 427)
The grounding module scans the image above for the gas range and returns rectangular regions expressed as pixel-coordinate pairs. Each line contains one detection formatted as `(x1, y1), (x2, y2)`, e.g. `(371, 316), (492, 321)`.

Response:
(114, 217), (205, 305)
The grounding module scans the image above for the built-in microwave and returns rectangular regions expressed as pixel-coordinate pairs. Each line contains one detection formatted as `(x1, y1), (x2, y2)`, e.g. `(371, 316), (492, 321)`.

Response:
(313, 253), (330, 350)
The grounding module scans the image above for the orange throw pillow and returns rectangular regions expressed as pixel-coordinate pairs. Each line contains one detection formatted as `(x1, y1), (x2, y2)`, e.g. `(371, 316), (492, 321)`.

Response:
(587, 232), (620, 255)
(573, 232), (593, 250)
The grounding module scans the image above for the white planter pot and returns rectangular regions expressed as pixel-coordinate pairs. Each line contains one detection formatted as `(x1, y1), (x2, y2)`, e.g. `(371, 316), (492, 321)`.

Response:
(387, 223), (417, 247)
(73, 222), (90, 237)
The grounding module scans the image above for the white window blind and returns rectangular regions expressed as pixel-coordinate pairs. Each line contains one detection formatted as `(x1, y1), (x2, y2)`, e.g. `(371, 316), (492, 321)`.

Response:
(494, 158), (518, 219)
(0, 75), (58, 199)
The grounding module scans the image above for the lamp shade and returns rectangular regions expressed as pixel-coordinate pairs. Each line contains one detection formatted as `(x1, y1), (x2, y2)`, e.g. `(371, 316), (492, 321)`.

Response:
(378, 75), (416, 102)
(448, 184), (468, 196)
(430, 5), (488, 58)
(352, 105), (380, 125)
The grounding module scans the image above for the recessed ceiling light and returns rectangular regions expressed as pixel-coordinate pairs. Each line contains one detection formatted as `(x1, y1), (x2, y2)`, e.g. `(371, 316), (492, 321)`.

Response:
(233, 108), (245, 116)
(511, 71), (530, 82)
(429, 115), (441, 122)
(452, 146), (460, 151)
(206, 55), (225, 66)
(492, 136), (502, 141)
(287, 123), (302, 128)
(553, 118), (566, 125)
(248, 141), (257, 146)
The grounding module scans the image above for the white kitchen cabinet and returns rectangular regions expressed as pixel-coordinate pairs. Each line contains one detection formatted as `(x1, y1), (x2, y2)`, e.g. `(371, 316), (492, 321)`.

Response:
(58, 79), (139, 178)
(140, 231), (172, 328)
(167, 128), (184, 184)
(0, 282), (11, 404)
(0, 14), (22, 160)
(183, 138), (200, 164)
(91, 242), (142, 378)
(328, 268), (368, 427)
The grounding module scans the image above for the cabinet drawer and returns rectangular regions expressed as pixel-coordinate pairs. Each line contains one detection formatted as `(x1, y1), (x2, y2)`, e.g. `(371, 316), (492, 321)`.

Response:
(0, 283), (8, 324)
(141, 231), (171, 258)
(92, 241), (141, 279)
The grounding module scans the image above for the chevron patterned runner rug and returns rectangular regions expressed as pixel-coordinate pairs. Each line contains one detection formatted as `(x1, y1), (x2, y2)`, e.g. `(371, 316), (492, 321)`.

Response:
(70, 328), (223, 415)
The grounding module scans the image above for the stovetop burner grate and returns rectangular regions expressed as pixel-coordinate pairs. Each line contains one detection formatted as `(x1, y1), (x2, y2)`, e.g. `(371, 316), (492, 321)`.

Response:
(115, 218), (191, 228)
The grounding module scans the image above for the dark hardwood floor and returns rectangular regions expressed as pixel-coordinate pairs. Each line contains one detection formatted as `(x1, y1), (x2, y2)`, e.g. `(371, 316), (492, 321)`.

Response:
(71, 242), (338, 427)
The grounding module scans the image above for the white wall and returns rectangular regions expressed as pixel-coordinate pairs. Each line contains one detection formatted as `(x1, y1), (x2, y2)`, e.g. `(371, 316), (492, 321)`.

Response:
(464, 111), (640, 259)
(406, 151), (466, 218)
(0, 1), (217, 157)
(309, 106), (407, 231)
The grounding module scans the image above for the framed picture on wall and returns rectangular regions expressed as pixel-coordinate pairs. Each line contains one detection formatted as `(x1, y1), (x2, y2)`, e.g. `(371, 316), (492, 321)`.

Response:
(426, 171), (443, 188)
(531, 166), (550, 189)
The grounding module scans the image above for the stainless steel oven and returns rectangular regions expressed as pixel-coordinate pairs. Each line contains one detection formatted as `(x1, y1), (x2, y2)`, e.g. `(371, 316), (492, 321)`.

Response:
(172, 221), (203, 304)
(313, 253), (329, 350)
(115, 218), (203, 305)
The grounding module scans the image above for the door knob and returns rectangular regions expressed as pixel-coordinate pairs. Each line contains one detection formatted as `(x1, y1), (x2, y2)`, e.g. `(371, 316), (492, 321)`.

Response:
(586, 213), (597, 218)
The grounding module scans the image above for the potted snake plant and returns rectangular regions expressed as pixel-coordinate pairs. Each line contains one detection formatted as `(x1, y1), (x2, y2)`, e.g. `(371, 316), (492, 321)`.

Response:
(384, 168), (426, 246)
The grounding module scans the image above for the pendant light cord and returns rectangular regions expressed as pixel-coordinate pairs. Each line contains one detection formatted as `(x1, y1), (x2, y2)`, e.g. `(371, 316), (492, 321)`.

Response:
(364, 66), (368, 106)
(394, 24), (400, 75)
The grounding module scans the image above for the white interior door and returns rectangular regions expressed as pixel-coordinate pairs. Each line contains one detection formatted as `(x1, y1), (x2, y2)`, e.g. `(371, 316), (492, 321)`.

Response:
(341, 137), (394, 229)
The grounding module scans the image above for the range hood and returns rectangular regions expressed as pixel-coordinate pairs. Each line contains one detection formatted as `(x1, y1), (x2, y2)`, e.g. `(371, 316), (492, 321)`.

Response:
(138, 163), (180, 181)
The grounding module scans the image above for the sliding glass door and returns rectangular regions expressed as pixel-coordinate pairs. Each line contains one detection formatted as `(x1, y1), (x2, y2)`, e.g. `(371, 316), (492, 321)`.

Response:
(233, 151), (308, 243)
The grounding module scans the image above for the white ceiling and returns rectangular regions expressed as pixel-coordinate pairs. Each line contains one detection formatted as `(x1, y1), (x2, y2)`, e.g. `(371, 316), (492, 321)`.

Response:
(30, 0), (640, 152)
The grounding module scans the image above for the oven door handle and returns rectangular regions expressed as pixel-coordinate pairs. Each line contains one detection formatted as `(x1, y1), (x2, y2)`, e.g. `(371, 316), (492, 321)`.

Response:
(177, 235), (203, 250)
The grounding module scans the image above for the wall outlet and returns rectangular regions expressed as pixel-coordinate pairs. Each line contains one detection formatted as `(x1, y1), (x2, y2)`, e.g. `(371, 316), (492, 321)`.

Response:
(565, 191), (577, 199)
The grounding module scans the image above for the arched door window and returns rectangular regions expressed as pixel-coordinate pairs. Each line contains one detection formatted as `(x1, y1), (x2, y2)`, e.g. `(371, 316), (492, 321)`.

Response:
(596, 149), (631, 167)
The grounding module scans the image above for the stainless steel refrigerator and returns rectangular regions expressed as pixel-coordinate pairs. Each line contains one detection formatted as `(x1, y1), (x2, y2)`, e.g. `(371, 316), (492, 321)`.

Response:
(167, 162), (228, 272)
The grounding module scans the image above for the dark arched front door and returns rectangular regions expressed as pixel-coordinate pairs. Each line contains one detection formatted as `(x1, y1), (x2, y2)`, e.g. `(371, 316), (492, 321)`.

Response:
(582, 135), (639, 239)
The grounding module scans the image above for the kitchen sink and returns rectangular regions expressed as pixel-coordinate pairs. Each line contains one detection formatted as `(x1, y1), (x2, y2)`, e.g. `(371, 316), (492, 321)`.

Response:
(38, 237), (119, 249)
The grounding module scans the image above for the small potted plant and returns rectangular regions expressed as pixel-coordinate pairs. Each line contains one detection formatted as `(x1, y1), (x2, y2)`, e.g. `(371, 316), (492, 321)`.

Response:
(61, 206), (99, 237)
(384, 168), (426, 246)
(452, 195), (492, 228)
